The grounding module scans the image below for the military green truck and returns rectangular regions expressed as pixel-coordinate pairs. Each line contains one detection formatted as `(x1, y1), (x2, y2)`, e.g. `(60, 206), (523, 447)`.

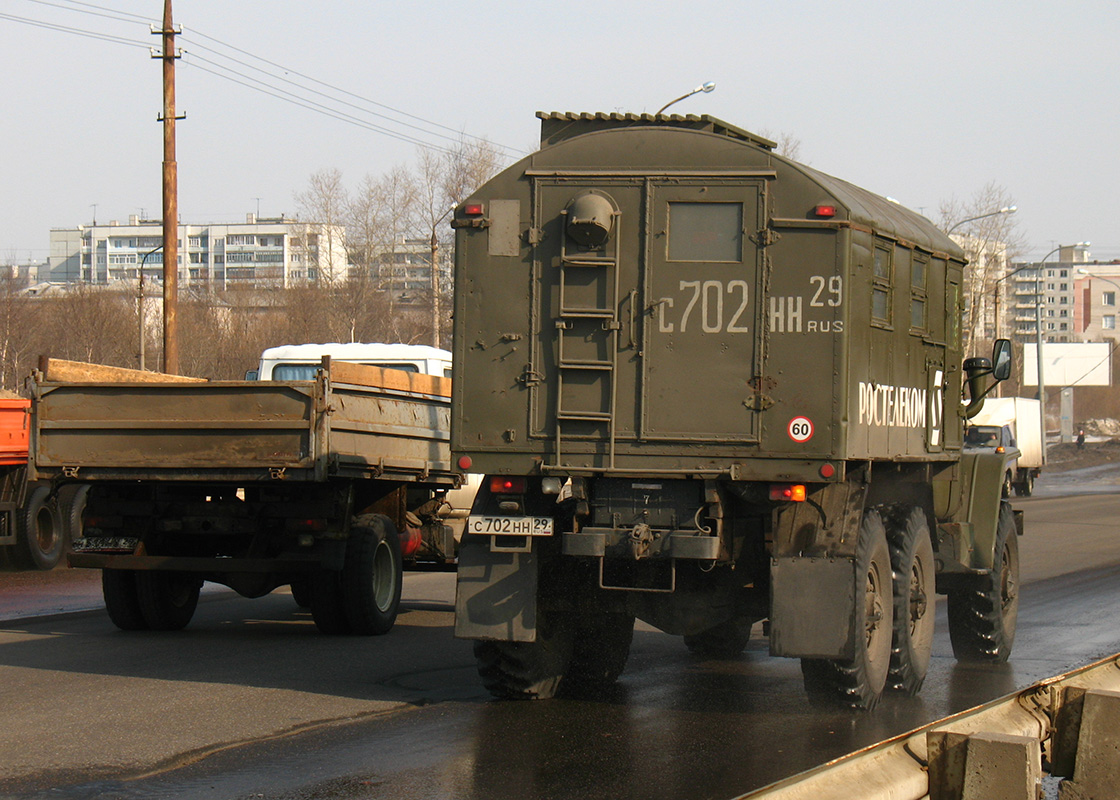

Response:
(450, 112), (1021, 708)
(29, 357), (460, 634)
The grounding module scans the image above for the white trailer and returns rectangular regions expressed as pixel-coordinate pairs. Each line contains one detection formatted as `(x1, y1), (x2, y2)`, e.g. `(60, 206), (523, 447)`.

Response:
(967, 397), (1045, 496)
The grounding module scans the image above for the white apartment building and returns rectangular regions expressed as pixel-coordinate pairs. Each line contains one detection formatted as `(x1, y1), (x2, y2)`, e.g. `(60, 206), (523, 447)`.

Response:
(1006, 246), (1090, 344)
(48, 215), (347, 288)
(1073, 262), (1120, 342)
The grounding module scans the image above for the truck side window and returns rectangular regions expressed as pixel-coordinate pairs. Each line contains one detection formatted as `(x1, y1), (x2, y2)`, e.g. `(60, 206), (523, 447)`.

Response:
(911, 254), (928, 332)
(872, 245), (892, 325)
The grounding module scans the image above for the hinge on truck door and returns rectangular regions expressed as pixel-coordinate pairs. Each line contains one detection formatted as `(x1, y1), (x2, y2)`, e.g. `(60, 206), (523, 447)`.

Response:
(750, 228), (781, 248)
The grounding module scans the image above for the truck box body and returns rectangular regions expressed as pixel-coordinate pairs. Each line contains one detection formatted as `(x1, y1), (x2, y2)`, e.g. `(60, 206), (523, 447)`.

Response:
(452, 114), (966, 481)
(968, 397), (1044, 469)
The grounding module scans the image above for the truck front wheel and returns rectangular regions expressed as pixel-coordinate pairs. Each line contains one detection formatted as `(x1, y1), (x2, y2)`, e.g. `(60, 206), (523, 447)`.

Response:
(948, 501), (1020, 662)
(342, 514), (403, 635)
(801, 508), (894, 709)
(885, 507), (935, 695)
(13, 484), (65, 571)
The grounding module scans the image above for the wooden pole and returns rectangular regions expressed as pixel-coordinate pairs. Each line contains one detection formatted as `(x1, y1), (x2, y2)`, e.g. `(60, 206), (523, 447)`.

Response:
(157, 0), (179, 374)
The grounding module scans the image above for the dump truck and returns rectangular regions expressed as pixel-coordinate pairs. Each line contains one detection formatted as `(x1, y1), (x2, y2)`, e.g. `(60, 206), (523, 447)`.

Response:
(0, 395), (75, 571)
(966, 396), (1044, 496)
(29, 357), (461, 633)
(450, 112), (1021, 708)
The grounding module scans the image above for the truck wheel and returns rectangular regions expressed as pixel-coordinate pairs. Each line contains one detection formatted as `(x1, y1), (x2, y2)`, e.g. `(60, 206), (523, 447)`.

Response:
(474, 610), (576, 700)
(13, 484), (65, 571)
(1001, 471), (1013, 498)
(566, 613), (635, 688)
(135, 572), (201, 631)
(948, 501), (1019, 662)
(102, 569), (149, 631)
(309, 569), (350, 634)
(289, 577), (312, 608)
(1014, 473), (1034, 497)
(885, 507), (935, 695)
(801, 508), (893, 710)
(342, 514), (403, 635)
(57, 484), (90, 545)
(684, 618), (753, 658)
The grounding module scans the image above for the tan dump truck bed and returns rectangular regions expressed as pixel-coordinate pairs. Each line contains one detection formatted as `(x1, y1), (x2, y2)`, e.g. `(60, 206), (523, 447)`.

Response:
(29, 358), (458, 488)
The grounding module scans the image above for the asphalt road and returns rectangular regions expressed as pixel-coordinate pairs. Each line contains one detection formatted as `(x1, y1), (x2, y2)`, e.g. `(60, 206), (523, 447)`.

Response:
(2, 473), (1120, 800)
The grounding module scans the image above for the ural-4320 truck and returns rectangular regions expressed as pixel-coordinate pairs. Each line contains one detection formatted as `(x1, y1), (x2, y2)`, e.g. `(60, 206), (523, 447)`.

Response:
(29, 355), (461, 634)
(450, 112), (1021, 708)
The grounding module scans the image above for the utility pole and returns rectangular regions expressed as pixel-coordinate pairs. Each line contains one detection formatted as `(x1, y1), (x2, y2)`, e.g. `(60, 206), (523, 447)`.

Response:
(430, 227), (440, 349)
(153, 0), (180, 374)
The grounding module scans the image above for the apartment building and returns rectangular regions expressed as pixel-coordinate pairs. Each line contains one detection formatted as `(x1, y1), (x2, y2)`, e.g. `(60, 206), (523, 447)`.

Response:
(47, 215), (347, 288)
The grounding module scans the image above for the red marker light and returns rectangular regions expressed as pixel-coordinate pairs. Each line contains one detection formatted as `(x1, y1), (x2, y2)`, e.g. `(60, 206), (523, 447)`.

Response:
(819, 463), (836, 479)
(814, 204), (837, 218)
(769, 484), (807, 502)
(458, 455), (473, 470)
(463, 203), (484, 216)
(489, 476), (526, 494)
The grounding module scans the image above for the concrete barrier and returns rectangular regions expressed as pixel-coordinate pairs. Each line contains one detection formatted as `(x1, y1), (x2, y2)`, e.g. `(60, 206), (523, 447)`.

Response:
(736, 654), (1120, 800)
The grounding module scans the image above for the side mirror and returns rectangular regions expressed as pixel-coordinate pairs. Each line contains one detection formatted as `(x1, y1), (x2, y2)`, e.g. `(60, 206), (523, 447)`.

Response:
(992, 339), (1012, 382)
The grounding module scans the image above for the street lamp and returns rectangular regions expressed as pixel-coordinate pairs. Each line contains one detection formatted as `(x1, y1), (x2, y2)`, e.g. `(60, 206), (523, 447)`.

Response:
(656, 81), (716, 115)
(945, 206), (1016, 235)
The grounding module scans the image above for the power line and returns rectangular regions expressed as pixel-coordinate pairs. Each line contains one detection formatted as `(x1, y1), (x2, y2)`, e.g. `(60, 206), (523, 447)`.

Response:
(0, 10), (149, 49)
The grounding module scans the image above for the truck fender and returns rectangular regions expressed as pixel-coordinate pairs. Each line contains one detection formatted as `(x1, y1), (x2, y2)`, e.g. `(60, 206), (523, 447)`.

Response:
(454, 533), (540, 643)
(957, 450), (1016, 571)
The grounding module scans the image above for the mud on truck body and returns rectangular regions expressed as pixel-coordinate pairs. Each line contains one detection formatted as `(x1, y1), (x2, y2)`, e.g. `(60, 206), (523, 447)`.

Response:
(451, 112), (1020, 708)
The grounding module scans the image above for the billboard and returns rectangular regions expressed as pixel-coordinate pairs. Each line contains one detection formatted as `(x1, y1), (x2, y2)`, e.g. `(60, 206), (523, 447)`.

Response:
(1022, 342), (1111, 387)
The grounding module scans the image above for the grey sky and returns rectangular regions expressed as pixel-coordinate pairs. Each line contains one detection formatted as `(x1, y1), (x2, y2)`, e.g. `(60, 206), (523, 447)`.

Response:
(3, 0), (1118, 263)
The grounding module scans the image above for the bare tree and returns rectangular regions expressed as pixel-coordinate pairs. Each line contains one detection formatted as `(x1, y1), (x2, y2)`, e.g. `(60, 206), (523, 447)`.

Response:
(296, 168), (349, 286)
(939, 183), (1026, 355)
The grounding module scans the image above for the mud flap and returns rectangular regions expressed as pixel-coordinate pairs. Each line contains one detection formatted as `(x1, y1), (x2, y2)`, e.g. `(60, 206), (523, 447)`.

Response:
(454, 534), (539, 642)
(769, 556), (856, 659)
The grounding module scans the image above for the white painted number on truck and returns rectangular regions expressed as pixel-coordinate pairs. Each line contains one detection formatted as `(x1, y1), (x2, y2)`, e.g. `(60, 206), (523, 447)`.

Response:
(770, 275), (844, 334)
(658, 280), (750, 334)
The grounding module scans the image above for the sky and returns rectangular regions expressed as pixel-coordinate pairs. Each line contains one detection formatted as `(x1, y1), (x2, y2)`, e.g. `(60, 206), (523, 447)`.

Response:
(3, 0), (1119, 264)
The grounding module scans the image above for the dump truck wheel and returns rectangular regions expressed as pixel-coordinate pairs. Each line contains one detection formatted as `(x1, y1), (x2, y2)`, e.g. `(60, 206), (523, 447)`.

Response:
(474, 610), (576, 700)
(309, 568), (350, 634)
(135, 572), (200, 631)
(684, 618), (753, 658)
(885, 506), (935, 695)
(948, 501), (1019, 663)
(102, 569), (149, 631)
(57, 484), (90, 547)
(342, 514), (403, 635)
(801, 508), (893, 710)
(13, 484), (65, 571)
(565, 612), (635, 688)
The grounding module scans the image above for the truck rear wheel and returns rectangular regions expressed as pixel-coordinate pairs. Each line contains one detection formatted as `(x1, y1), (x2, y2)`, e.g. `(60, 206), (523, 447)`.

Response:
(474, 610), (576, 700)
(948, 501), (1019, 662)
(13, 484), (65, 571)
(886, 507), (935, 695)
(1014, 473), (1034, 497)
(342, 514), (403, 635)
(134, 572), (201, 631)
(102, 569), (149, 631)
(566, 612), (635, 688)
(801, 508), (893, 710)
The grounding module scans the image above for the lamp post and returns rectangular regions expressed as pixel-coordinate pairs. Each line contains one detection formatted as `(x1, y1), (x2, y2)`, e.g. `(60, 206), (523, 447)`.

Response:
(656, 81), (716, 115)
(945, 205), (1016, 235)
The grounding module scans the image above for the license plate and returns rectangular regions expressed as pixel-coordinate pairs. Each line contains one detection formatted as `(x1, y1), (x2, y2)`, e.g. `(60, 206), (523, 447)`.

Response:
(468, 515), (554, 536)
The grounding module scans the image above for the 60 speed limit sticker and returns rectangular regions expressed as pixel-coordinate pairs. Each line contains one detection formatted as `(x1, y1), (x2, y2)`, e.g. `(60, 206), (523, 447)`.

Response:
(788, 416), (814, 443)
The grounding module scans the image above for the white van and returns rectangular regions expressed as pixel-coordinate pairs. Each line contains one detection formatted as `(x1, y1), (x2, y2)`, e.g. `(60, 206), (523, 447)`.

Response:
(247, 343), (452, 381)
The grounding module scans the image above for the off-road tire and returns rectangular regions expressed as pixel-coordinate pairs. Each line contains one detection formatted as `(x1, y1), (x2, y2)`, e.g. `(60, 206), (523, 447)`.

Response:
(474, 610), (576, 700)
(565, 613), (635, 688)
(102, 569), (149, 631)
(684, 618), (753, 658)
(134, 571), (201, 631)
(12, 484), (65, 571)
(801, 508), (893, 710)
(948, 501), (1019, 662)
(885, 506), (936, 694)
(341, 514), (403, 636)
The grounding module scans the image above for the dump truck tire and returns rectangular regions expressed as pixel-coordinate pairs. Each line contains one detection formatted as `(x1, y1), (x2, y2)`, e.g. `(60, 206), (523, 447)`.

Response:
(948, 501), (1019, 663)
(13, 484), (65, 571)
(342, 514), (403, 636)
(134, 572), (200, 631)
(885, 506), (935, 695)
(102, 569), (149, 631)
(801, 508), (893, 710)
